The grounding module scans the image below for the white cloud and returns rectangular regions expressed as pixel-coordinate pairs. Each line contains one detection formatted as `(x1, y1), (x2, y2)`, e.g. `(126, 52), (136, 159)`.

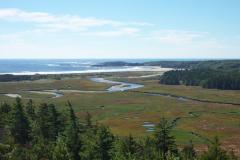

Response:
(147, 30), (208, 45)
(0, 8), (152, 33)
(81, 27), (140, 37)
(1, 8), (237, 58)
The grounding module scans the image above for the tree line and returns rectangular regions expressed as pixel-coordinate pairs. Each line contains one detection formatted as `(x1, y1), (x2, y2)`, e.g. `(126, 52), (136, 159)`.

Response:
(160, 69), (240, 90)
(0, 98), (238, 160)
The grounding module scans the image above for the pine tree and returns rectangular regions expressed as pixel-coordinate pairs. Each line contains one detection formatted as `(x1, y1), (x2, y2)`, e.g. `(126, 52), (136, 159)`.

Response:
(65, 101), (81, 160)
(52, 136), (70, 160)
(182, 140), (196, 160)
(142, 136), (157, 160)
(0, 102), (11, 140)
(120, 134), (140, 159)
(29, 136), (53, 160)
(154, 118), (177, 160)
(200, 136), (229, 160)
(25, 99), (35, 120)
(96, 125), (115, 160)
(0, 102), (11, 114)
(10, 98), (31, 145)
(48, 103), (62, 140)
(36, 103), (63, 141)
(37, 103), (51, 140)
(85, 111), (92, 129)
(0, 143), (11, 160)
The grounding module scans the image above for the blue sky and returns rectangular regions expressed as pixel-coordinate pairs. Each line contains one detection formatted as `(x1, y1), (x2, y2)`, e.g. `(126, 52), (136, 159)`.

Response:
(0, 0), (240, 59)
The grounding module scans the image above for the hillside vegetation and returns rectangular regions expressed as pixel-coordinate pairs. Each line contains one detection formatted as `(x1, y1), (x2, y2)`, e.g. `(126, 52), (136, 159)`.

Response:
(0, 98), (238, 160)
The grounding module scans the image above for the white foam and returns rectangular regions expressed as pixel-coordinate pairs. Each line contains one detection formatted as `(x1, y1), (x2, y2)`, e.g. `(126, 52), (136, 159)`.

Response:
(0, 66), (172, 76)
(4, 94), (21, 98)
(47, 64), (60, 67)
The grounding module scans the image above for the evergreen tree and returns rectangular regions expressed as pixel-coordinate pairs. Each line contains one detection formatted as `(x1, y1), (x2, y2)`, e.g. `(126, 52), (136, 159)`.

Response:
(48, 103), (62, 140)
(11, 145), (29, 160)
(182, 140), (196, 160)
(52, 136), (70, 160)
(0, 143), (11, 160)
(25, 99), (35, 120)
(154, 118), (177, 160)
(120, 134), (140, 159)
(200, 136), (229, 160)
(85, 111), (92, 129)
(65, 101), (81, 160)
(0, 102), (11, 114)
(80, 126), (99, 160)
(96, 125), (115, 160)
(29, 136), (53, 160)
(141, 136), (158, 160)
(37, 103), (51, 140)
(37, 103), (63, 141)
(10, 98), (31, 145)
(0, 102), (11, 140)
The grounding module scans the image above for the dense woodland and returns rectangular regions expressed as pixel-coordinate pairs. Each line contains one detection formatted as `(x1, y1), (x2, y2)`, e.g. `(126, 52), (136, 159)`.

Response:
(160, 69), (240, 90)
(95, 60), (240, 71)
(0, 98), (238, 160)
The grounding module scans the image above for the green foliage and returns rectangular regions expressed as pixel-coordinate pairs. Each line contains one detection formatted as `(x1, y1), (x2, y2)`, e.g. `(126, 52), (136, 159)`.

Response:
(85, 111), (93, 129)
(10, 145), (29, 160)
(10, 98), (31, 145)
(0, 143), (11, 160)
(25, 99), (35, 120)
(160, 69), (240, 90)
(29, 137), (53, 160)
(181, 140), (197, 160)
(36, 103), (62, 141)
(200, 137), (229, 160)
(0, 99), (239, 160)
(0, 102), (12, 141)
(96, 125), (115, 160)
(154, 118), (178, 160)
(119, 134), (141, 159)
(0, 102), (11, 114)
(65, 101), (81, 160)
(52, 136), (70, 160)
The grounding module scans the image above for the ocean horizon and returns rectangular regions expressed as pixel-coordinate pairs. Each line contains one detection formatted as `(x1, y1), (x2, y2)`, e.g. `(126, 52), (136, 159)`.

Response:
(0, 59), (174, 75)
(0, 58), (235, 75)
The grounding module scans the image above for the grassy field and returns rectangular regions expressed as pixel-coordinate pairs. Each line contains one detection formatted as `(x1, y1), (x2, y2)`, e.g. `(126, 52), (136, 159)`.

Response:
(0, 71), (240, 154)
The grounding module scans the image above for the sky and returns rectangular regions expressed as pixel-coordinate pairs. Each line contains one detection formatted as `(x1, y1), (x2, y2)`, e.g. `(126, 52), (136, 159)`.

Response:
(0, 0), (240, 59)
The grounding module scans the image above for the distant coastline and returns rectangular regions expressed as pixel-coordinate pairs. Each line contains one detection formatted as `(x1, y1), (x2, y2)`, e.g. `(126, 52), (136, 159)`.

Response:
(0, 66), (171, 76)
(0, 59), (239, 76)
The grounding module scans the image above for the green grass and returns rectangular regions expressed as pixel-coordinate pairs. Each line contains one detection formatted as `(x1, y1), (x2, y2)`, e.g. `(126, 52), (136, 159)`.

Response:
(1, 71), (240, 152)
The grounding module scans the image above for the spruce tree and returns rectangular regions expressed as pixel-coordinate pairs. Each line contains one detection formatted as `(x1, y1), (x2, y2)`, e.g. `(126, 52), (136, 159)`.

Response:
(48, 103), (61, 140)
(37, 103), (51, 140)
(65, 101), (81, 160)
(201, 136), (229, 160)
(182, 140), (196, 160)
(10, 98), (31, 145)
(85, 111), (92, 129)
(25, 99), (35, 120)
(0, 102), (11, 114)
(96, 125), (114, 160)
(154, 118), (177, 160)
(52, 136), (70, 160)
(120, 134), (140, 159)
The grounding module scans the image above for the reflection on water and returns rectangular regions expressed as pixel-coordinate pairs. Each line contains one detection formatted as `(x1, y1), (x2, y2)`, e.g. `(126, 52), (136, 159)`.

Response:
(142, 122), (156, 132)
(90, 77), (144, 92)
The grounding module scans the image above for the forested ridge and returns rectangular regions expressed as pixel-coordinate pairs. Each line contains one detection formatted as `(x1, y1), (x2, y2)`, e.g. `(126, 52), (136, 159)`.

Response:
(0, 98), (238, 160)
(160, 68), (240, 90)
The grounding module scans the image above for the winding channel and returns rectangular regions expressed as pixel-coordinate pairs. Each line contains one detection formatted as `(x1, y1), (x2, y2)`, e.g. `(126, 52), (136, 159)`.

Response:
(2, 77), (144, 98)
(2, 77), (240, 106)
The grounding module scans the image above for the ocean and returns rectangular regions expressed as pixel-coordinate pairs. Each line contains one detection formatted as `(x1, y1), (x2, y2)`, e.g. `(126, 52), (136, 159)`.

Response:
(0, 59), (202, 75)
(0, 59), (158, 75)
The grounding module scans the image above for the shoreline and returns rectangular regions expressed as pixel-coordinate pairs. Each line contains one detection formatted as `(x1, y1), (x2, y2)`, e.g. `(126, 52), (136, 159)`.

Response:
(0, 66), (172, 76)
